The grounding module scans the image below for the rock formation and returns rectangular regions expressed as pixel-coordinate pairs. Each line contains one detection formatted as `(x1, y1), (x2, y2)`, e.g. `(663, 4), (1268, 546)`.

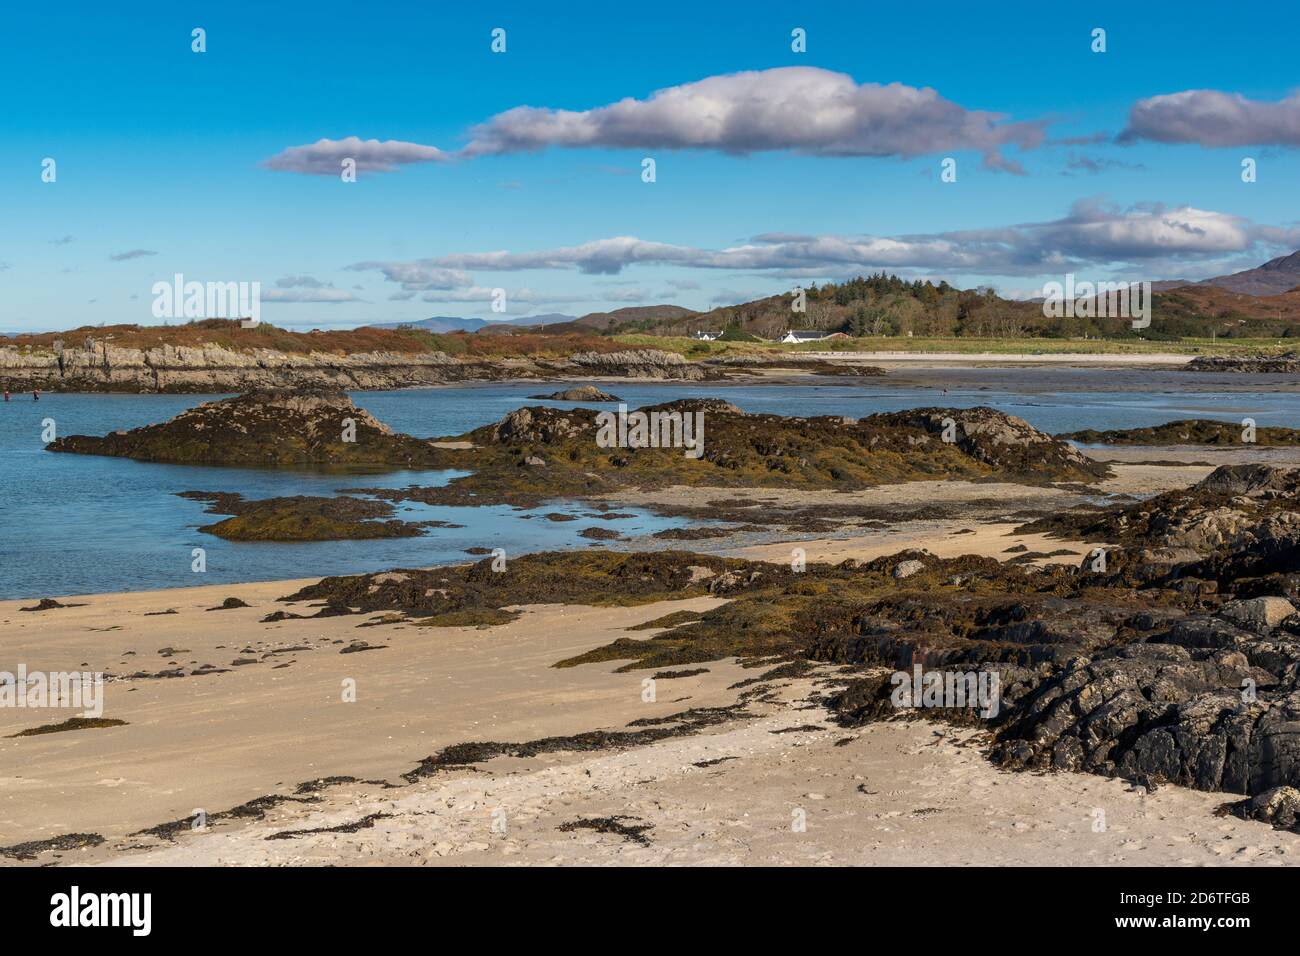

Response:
(1061, 419), (1300, 446)
(528, 385), (623, 402)
(1185, 352), (1300, 374)
(47, 388), (449, 468)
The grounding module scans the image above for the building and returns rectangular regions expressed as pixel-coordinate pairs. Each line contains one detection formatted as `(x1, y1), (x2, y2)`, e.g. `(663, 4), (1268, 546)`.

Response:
(692, 330), (719, 341)
(780, 329), (848, 344)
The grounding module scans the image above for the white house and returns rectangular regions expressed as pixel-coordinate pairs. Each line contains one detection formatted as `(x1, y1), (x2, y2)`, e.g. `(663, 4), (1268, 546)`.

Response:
(692, 330), (719, 341)
(781, 329), (840, 343)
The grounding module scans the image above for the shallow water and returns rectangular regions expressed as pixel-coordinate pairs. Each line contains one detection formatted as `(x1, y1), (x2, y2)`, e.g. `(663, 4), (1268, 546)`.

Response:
(0, 373), (1296, 598)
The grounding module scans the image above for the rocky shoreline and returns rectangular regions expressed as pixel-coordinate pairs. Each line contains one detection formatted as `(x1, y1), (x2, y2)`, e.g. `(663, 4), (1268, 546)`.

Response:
(1185, 352), (1300, 374)
(278, 459), (1300, 832)
(0, 341), (879, 393)
(48, 389), (1111, 524)
(1061, 419), (1300, 446)
(21, 384), (1300, 860)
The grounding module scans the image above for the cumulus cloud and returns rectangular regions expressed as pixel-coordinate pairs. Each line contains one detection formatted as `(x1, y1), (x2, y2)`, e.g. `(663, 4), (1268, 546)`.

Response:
(266, 68), (1047, 174)
(1120, 90), (1300, 146)
(263, 136), (451, 175)
(460, 68), (1044, 168)
(350, 202), (1277, 282)
(346, 261), (473, 291)
(109, 249), (156, 261)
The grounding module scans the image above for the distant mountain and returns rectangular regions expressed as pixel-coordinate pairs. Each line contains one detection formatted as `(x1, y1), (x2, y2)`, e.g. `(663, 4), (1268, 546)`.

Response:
(1158, 251), (1300, 297)
(371, 314), (577, 334)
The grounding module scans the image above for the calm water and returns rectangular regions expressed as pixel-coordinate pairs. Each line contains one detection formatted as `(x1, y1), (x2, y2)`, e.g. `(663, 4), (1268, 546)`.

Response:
(1, 372), (1296, 599)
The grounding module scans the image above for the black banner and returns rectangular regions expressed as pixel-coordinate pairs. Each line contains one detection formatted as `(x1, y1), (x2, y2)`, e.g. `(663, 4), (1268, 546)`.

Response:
(0, 866), (1281, 940)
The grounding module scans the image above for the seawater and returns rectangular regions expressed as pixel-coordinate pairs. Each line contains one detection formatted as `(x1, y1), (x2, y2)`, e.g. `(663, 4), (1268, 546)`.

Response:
(1, 371), (1296, 598)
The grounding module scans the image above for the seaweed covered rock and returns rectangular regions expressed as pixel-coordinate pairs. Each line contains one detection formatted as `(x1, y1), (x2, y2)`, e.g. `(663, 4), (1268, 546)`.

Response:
(452, 402), (1111, 501)
(490, 406), (594, 445)
(281, 550), (779, 621)
(47, 388), (450, 468)
(179, 491), (429, 541)
(1061, 419), (1300, 446)
(1185, 352), (1300, 374)
(528, 385), (622, 402)
(869, 407), (1111, 481)
(1022, 464), (1300, 554)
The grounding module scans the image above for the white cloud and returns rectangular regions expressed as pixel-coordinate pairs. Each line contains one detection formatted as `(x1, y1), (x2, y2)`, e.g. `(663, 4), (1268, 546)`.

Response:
(461, 68), (1044, 169)
(1120, 89), (1300, 147)
(266, 68), (1047, 174)
(263, 136), (451, 175)
(348, 202), (1280, 282)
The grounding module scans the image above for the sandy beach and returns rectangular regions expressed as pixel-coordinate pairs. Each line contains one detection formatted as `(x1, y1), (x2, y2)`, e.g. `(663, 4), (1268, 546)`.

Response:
(5, 462), (1299, 867)
(5, 575), (1297, 867)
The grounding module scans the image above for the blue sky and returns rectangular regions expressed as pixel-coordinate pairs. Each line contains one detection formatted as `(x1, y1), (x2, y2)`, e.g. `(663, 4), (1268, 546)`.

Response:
(4, 0), (1299, 331)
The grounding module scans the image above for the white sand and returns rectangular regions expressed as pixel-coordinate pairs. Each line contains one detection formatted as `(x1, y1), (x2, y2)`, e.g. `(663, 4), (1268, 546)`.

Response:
(5, 467), (1294, 866)
(108, 676), (1300, 867)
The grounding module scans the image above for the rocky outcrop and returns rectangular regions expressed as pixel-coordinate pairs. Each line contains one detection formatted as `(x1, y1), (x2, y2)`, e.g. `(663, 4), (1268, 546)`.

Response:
(347, 402), (1111, 514)
(871, 407), (1112, 481)
(1, 340), (884, 392)
(0, 341), (483, 392)
(570, 349), (707, 380)
(1185, 352), (1300, 374)
(1061, 419), (1300, 446)
(1021, 464), (1300, 555)
(528, 385), (623, 402)
(179, 491), (430, 541)
(47, 388), (450, 468)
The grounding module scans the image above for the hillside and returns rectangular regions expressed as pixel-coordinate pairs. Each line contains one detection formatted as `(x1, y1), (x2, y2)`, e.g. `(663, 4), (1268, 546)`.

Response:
(592, 271), (1300, 341)
(1164, 251), (1300, 297)
(534, 305), (699, 335)
(4, 319), (621, 358)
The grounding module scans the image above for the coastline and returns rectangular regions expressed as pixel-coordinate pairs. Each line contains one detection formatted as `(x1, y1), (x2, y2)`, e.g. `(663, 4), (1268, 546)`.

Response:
(7, 400), (1300, 866)
(0, 347), (1217, 395)
(5, 562), (1298, 867)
